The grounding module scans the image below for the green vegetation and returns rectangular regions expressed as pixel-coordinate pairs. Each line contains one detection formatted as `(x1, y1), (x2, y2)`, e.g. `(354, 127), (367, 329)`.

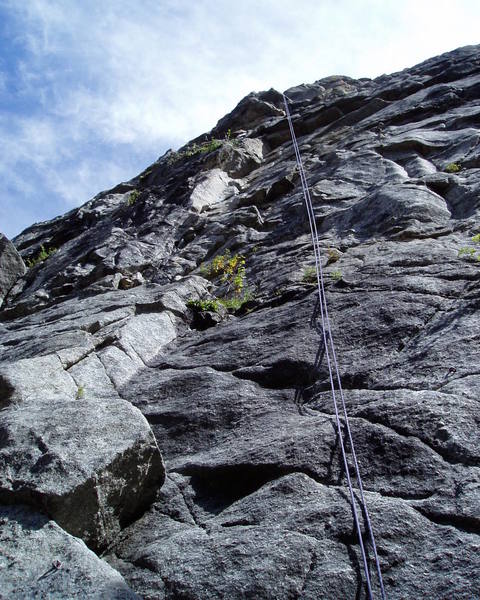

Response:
(127, 190), (140, 206)
(444, 162), (461, 173)
(139, 168), (152, 181)
(302, 250), (340, 283)
(201, 250), (246, 295)
(187, 291), (254, 315)
(327, 248), (341, 264)
(302, 266), (317, 284)
(224, 128), (239, 146)
(25, 244), (57, 268)
(330, 270), (342, 281)
(186, 298), (220, 312)
(188, 250), (253, 315)
(167, 138), (223, 164)
(75, 385), (85, 400)
(218, 290), (254, 311)
(459, 233), (480, 262)
(167, 129), (241, 166)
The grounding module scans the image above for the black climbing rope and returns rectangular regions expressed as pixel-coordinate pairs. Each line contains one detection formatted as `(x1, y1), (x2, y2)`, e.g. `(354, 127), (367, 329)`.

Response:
(283, 94), (386, 600)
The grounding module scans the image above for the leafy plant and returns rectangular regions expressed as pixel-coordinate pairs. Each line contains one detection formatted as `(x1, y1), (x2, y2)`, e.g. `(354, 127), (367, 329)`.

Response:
(202, 250), (246, 295)
(459, 233), (480, 261)
(187, 291), (254, 315)
(190, 250), (253, 317)
(218, 289), (254, 311)
(302, 266), (317, 284)
(224, 128), (240, 147)
(185, 139), (222, 157)
(444, 162), (461, 173)
(127, 190), (140, 206)
(327, 248), (341, 264)
(186, 298), (220, 312)
(330, 270), (342, 281)
(75, 385), (85, 400)
(25, 244), (57, 268)
(139, 168), (152, 181)
(168, 138), (223, 164)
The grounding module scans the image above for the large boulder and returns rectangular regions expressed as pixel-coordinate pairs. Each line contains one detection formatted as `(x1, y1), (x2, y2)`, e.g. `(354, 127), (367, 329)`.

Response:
(0, 393), (165, 552)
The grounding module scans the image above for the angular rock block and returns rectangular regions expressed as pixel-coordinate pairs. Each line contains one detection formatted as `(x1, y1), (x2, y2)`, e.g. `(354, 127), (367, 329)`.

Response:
(0, 504), (139, 599)
(0, 396), (165, 552)
(0, 354), (77, 408)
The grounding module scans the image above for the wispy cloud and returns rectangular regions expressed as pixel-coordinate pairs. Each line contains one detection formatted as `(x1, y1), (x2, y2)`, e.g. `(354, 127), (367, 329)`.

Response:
(0, 0), (479, 238)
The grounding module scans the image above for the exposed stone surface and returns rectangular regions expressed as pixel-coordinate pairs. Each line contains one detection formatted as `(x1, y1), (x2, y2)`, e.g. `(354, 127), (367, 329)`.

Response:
(2, 45), (480, 598)
(0, 232), (26, 308)
(0, 504), (139, 599)
(0, 395), (165, 552)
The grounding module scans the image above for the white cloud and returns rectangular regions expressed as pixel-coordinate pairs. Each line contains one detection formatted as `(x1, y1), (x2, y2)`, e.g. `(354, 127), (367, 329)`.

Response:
(1, 0), (480, 238)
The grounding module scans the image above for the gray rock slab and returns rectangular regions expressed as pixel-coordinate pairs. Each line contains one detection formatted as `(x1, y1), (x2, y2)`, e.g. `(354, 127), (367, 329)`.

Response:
(0, 354), (77, 408)
(119, 365), (293, 461)
(108, 473), (480, 599)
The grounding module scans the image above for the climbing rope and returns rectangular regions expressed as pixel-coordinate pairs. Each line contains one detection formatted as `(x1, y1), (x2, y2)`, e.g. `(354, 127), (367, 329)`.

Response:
(283, 94), (386, 600)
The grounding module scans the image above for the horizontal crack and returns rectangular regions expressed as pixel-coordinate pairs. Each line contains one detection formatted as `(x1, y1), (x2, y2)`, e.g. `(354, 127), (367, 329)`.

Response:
(411, 506), (480, 537)
(313, 410), (479, 468)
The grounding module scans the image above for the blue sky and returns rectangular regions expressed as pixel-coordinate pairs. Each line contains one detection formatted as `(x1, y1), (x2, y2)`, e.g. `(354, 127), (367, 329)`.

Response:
(0, 0), (479, 240)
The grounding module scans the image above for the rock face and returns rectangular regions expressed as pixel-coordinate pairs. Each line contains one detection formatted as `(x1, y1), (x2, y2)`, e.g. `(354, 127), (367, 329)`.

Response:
(2, 45), (480, 598)
(0, 233), (26, 308)
(0, 505), (139, 599)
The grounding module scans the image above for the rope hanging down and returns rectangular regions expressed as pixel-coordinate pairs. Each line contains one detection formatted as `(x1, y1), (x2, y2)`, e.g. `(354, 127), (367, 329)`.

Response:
(283, 94), (386, 600)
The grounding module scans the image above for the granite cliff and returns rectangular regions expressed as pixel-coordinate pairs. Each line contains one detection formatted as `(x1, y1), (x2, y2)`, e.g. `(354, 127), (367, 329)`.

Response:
(1, 45), (480, 599)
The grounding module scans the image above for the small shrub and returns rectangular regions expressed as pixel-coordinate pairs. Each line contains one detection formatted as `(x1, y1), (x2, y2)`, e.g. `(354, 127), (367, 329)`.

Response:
(168, 138), (223, 164)
(127, 190), (140, 206)
(327, 248), (341, 264)
(224, 128), (239, 147)
(444, 162), (461, 173)
(139, 168), (152, 181)
(459, 233), (480, 262)
(75, 385), (85, 400)
(25, 244), (57, 268)
(186, 298), (220, 312)
(184, 139), (222, 157)
(190, 251), (253, 318)
(219, 289), (254, 312)
(203, 250), (246, 295)
(302, 266), (317, 284)
(330, 270), (342, 281)
(202, 139), (222, 153)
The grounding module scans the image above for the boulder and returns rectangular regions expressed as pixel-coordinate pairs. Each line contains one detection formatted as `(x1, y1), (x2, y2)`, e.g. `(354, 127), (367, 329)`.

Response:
(0, 394), (165, 552)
